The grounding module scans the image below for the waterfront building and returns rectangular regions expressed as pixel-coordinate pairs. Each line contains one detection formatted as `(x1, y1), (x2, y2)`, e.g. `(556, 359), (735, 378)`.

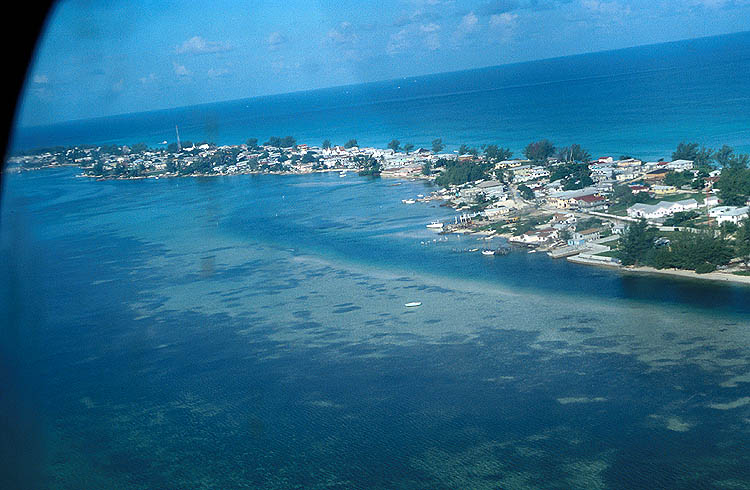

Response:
(627, 198), (699, 219)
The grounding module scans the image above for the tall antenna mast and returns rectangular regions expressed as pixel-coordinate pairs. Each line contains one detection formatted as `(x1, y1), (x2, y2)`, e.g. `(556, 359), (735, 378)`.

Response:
(175, 125), (182, 152)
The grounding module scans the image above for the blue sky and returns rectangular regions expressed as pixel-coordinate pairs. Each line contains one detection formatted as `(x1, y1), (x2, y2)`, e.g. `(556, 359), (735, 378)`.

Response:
(17, 0), (750, 127)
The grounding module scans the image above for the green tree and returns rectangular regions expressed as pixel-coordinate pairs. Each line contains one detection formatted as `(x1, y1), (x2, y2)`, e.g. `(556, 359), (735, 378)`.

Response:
(524, 139), (555, 163)
(617, 219), (656, 266)
(484, 144), (513, 162)
(735, 217), (750, 265)
(302, 152), (319, 163)
(357, 155), (381, 176)
(434, 160), (490, 187)
(667, 230), (733, 270)
(421, 162), (432, 176)
(322, 139), (332, 149)
(556, 144), (590, 163)
(131, 142), (148, 153)
(246, 138), (259, 149)
(264, 136), (296, 148)
(518, 184), (535, 200)
(458, 144), (470, 155)
(664, 171), (693, 188)
(672, 142), (700, 161)
(694, 146), (714, 168)
(431, 138), (444, 154)
(388, 139), (400, 151)
(550, 163), (593, 190)
(716, 167), (750, 206)
(344, 139), (358, 149)
(715, 145), (734, 167)
(403, 143), (414, 154)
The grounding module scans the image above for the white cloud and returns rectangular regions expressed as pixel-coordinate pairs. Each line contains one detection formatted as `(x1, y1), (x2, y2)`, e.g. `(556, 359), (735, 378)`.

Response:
(173, 62), (190, 77)
(425, 32), (441, 51)
(176, 36), (231, 55)
(266, 31), (287, 51)
(489, 12), (518, 41)
(457, 11), (480, 35)
(387, 29), (410, 55)
(207, 67), (230, 78)
(692, 0), (730, 7)
(139, 73), (157, 84)
(326, 22), (359, 46)
(489, 12), (517, 27)
(112, 79), (124, 93)
(580, 0), (631, 16)
(420, 22), (441, 33)
(388, 22), (443, 54)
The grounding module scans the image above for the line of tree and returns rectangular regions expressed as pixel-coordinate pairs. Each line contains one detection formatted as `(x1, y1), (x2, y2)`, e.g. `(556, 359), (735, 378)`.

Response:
(714, 146), (750, 206)
(549, 163), (593, 190)
(434, 159), (491, 187)
(617, 218), (745, 273)
(672, 141), (750, 169)
(483, 144), (513, 162)
(264, 136), (297, 148)
(524, 139), (556, 162)
(356, 155), (381, 177)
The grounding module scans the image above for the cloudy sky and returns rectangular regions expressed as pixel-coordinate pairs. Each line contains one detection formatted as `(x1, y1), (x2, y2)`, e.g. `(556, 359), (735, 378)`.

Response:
(17, 0), (750, 127)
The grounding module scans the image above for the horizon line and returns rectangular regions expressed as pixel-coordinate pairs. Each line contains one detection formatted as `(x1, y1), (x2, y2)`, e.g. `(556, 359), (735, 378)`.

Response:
(15, 29), (750, 131)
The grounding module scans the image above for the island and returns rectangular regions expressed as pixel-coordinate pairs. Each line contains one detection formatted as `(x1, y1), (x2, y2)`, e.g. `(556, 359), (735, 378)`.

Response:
(7, 137), (750, 282)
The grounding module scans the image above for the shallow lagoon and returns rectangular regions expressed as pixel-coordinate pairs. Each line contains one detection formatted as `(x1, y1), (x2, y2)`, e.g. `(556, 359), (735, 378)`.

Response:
(2, 169), (749, 489)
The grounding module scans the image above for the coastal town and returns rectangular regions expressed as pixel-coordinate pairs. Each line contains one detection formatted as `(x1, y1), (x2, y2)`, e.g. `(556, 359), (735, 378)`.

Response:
(7, 137), (750, 282)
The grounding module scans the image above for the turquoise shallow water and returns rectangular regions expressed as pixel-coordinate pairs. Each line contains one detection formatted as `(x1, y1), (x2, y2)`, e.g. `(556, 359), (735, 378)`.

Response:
(11, 31), (750, 160)
(1, 168), (749, 489)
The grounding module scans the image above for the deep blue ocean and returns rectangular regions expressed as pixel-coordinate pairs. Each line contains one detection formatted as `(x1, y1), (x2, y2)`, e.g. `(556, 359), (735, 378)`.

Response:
(11, 31), (750, 160)
(2, 32), (750, 489)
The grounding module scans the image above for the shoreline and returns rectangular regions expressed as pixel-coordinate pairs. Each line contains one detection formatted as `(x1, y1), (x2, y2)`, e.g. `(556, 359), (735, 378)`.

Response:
(620, 265), (750, 286)
(10, 164), (750, 288)
(568, 253), (750, 286)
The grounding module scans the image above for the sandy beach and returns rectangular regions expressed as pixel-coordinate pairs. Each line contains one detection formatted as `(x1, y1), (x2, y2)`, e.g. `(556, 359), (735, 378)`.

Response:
(621, 265), (750, 286)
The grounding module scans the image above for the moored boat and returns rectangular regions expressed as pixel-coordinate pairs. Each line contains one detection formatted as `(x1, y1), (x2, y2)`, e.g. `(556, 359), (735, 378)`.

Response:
(426, 220), (443, 229)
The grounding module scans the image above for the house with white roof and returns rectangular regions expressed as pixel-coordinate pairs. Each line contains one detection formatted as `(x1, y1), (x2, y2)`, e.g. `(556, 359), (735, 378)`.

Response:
(710, 206), (750, 225)
(627, 198), (698, 220)
(666, 159), (694, 171)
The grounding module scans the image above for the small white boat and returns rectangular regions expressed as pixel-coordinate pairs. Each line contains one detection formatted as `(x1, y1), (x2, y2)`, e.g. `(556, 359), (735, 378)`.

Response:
(402, 199), (416, 204)
(339, 171), (347, 177)
(481, 249), (495, 256)
(468, 248), (479, 252)
(426, 221), (443, 229)
(528, 249), (537, 254)
(405, 302), (422, 307)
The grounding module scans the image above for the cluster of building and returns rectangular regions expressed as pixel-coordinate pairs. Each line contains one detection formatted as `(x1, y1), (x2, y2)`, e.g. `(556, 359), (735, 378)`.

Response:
(708, 205), (750, 225)
(7, 142), (457, 178)
(626, 199), (701, 219)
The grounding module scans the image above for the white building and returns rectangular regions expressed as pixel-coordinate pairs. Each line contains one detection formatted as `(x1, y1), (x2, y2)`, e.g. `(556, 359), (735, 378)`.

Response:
(627, 199), (699, 219)
(710, 206), (750, 225)
(512, 166), (550, 183)
(666, 159), (694, 171)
